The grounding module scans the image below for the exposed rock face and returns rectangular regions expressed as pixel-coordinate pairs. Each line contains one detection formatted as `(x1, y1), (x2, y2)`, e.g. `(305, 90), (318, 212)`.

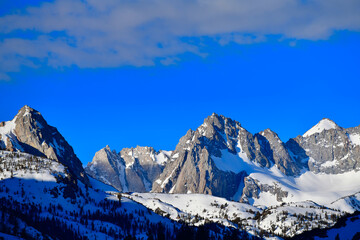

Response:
(240, 177), (261, 204)
(86, 146), (126, 190)
(0, 105), (89, 185)
(86, 145), (169, 192)
(257, 129), (299, 176)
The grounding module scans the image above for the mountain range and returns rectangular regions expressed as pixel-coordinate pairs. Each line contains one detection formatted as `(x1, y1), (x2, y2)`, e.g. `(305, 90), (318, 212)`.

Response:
(1, 105), (360, 239)
(86, 112), (360, 205)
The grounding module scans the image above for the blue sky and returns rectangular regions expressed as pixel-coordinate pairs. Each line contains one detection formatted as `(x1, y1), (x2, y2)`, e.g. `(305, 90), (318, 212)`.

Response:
(0, 0), (360, 164)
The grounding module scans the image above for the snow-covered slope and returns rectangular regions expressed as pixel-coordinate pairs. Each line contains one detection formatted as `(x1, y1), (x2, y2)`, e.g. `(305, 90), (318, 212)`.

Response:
(126, 192), (260, 227)
(0, 150), (185, 240)
(125, 192), (347, 238)
(88, 175), (118, 192)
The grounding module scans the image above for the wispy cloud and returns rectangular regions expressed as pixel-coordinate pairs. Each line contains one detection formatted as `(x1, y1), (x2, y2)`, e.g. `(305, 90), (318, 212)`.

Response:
(0, 0), (359, 80)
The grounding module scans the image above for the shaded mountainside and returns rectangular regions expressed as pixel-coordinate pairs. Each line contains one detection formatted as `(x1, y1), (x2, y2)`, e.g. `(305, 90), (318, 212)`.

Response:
(0, 105), (89, 185)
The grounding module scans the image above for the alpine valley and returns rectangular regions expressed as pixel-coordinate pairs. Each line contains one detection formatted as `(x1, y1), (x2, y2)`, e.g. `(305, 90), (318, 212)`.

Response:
(1, 106), (360, 240)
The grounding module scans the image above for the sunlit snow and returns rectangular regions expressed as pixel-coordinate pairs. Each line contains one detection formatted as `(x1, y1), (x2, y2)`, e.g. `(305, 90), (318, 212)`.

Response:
(303, 118), (337, 137)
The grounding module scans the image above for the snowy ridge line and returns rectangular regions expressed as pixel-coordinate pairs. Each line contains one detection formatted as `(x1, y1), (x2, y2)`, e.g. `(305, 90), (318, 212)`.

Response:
(329, 191), (360, 213)
(123, 193), (191, 221)
(125, 193), (247, 227)
(330, 190), (360, 205)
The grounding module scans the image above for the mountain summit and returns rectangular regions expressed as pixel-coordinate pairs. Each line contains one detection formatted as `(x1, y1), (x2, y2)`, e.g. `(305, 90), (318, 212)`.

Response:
(0, 105), (89, 185)
(303, 118), (339, 137)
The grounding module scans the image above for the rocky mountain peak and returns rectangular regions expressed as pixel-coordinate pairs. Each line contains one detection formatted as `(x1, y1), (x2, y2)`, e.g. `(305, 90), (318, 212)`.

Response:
(201, 113), (241, 133)
(259, 128), (278, 137)
(287, 118), (360, 174)
(12, 106), (55, 134)
(0, 105), (89, 185)
(18, 105), (37, 115)
(152, 113), (259, 197)
(93, 145), (118, 162)
(15, 105), (47, 126)
(194, 114), (243, 156)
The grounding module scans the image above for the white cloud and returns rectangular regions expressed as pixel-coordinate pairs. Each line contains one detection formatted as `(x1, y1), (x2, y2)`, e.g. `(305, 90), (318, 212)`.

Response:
(0, 0), (359, 80)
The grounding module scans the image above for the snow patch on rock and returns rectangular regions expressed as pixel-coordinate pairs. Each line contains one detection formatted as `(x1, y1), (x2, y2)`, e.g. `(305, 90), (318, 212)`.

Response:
(212, 140), (255, 173)
(349, 133), (360, 146)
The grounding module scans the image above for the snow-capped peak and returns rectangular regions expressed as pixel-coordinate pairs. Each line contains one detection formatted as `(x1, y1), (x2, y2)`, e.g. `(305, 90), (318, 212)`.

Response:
(303, 118), (338, 137)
